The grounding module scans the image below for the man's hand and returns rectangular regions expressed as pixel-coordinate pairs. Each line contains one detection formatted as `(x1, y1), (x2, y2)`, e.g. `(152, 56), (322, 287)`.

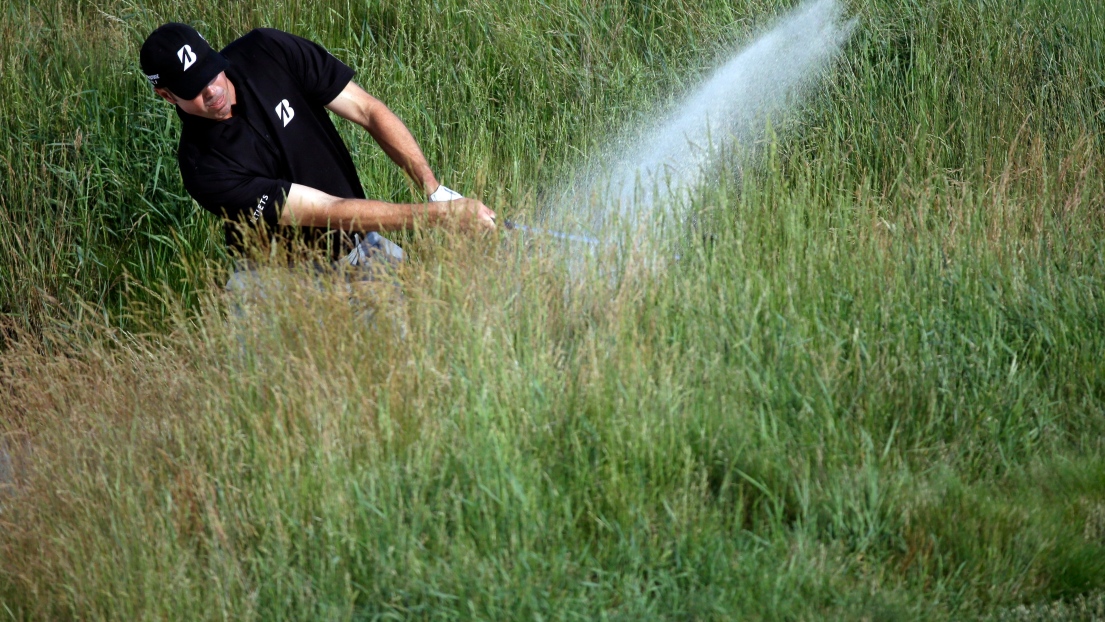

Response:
(435, 197), (496, 230)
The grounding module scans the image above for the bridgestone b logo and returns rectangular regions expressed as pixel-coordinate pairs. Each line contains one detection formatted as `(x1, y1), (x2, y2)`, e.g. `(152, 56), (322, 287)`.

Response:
(275, 99), (295, 127)
(177, 45), (196, 71)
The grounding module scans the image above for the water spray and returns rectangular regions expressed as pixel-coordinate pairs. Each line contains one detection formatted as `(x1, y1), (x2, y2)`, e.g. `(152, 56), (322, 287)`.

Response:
(545, 0), (856, 239)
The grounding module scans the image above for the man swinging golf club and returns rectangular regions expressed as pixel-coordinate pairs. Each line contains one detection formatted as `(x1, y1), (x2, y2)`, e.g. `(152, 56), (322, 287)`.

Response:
(140, 23), (495, 274)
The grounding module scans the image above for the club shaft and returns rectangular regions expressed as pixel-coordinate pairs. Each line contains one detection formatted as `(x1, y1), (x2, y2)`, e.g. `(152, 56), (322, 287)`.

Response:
(502, 220), (598, 245)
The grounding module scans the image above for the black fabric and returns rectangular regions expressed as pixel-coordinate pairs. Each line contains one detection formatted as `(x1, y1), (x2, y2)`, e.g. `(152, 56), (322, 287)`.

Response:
(176, 28), (361, 257)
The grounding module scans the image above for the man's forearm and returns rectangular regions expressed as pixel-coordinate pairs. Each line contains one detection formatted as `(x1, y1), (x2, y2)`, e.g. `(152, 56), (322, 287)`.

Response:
(326, 82), (443, 195)
(281, 182), (495, 232)
(280, 189), (444, 231)
(364, 106), (438, 194)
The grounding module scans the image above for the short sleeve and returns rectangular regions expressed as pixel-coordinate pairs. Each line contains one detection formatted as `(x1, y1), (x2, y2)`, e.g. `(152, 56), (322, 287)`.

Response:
(255, 29), (355, 106)
(180, 155), (292, 228)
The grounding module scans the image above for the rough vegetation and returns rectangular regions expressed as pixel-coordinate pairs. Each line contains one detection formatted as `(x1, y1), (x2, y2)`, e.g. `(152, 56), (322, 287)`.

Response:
(1, 0), (1103, 619)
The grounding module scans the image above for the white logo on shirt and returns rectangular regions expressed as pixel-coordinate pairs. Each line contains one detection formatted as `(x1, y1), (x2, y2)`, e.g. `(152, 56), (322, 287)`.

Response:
(177, 45), (196, 71)
(275, 99), (295, 127)
(251, 194), (269, 223)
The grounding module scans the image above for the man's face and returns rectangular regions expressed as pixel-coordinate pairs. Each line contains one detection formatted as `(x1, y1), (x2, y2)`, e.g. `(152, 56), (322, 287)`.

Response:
(156, 72), (234, 121)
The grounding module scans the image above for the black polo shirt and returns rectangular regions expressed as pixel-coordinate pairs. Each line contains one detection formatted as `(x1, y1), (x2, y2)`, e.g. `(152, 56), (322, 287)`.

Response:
(176, 28), (363, 256)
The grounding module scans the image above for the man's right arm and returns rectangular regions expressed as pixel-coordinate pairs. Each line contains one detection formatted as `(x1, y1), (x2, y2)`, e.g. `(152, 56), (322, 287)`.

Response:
(280, 183), (496, 231)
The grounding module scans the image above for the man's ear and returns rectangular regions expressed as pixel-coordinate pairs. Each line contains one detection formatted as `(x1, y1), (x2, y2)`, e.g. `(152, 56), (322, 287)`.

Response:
(153, 87), (176, 105)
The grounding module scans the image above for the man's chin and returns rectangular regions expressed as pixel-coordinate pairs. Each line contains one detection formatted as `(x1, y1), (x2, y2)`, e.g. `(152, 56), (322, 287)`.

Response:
(208, 105), (232, 121)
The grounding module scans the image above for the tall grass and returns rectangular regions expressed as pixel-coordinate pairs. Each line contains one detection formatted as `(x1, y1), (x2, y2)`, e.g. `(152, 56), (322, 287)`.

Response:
(2, 0), (1104, 619)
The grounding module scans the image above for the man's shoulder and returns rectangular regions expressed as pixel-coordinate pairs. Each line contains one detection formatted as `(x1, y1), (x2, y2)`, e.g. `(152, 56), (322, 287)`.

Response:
(221, 28), (297, 58)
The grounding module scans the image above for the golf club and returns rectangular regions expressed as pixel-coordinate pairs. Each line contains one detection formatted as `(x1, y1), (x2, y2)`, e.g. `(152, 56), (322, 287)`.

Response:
(501, 219), (599, 246)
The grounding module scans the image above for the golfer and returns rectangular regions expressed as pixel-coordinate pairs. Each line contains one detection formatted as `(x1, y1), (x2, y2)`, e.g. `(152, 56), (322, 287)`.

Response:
(139, 23), (495, 270)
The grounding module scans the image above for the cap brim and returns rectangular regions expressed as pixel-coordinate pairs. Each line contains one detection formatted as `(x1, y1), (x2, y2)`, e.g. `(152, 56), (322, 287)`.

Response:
(171, 52), (230, 100)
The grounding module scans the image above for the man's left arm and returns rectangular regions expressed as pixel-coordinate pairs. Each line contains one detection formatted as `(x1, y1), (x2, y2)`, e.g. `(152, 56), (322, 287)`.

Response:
(325, 81), (441, 196)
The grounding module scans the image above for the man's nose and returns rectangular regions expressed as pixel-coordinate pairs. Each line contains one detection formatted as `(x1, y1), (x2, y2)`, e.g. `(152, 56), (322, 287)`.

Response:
(201, 84), (218, 100)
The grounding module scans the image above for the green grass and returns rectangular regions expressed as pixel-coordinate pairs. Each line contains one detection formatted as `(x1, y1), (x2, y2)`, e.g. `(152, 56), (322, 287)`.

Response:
(2, 0), (1104, 619)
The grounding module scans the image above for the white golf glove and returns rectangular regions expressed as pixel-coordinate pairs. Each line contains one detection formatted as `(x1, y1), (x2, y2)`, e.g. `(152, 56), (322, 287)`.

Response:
(429, 184), (463, 202)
